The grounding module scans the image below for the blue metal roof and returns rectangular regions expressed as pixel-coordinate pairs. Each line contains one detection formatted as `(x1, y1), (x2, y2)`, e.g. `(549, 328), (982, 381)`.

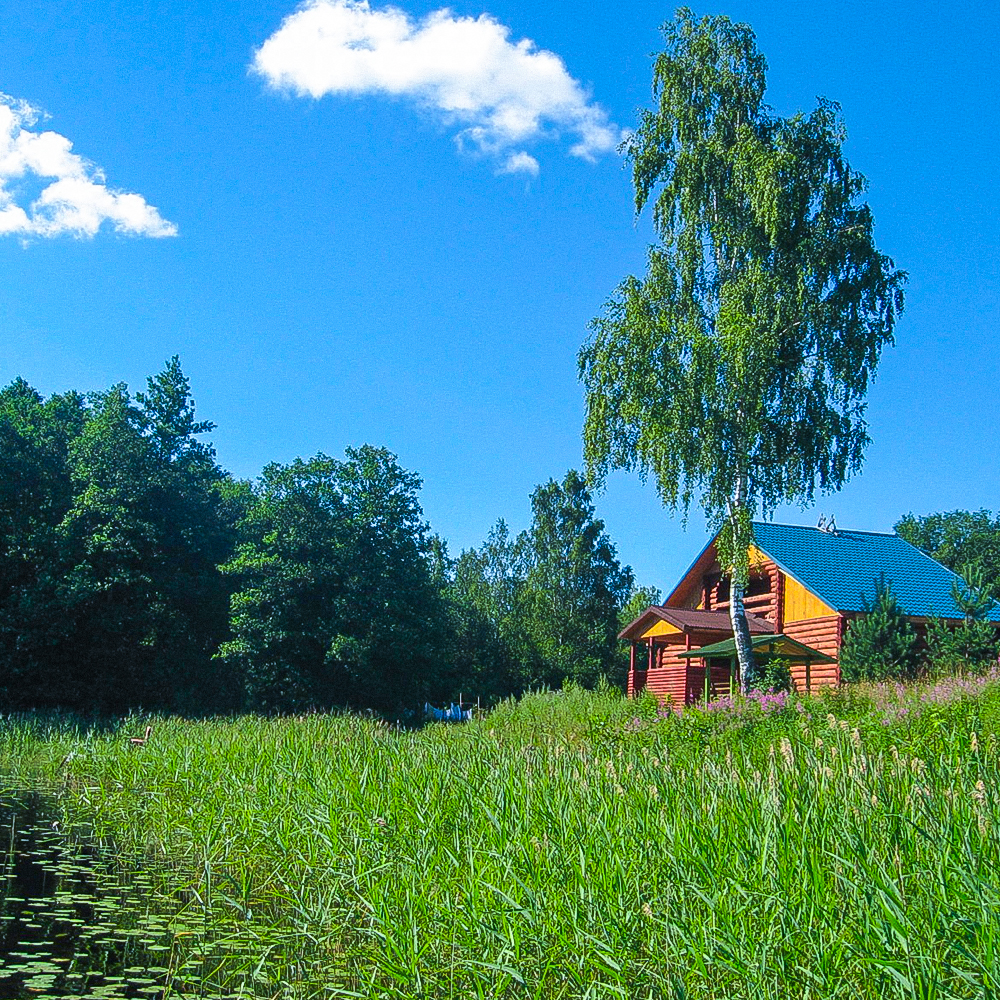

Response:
(751, 521), (1000, 621)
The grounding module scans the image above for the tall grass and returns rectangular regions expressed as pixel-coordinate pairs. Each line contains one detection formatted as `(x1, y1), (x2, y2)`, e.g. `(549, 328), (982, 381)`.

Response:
(3, 675), (1000, 998)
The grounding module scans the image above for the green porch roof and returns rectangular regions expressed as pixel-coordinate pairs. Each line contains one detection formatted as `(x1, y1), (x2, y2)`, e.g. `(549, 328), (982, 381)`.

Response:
(677, 633), (836, 663)
(751, 521), (1000, 621)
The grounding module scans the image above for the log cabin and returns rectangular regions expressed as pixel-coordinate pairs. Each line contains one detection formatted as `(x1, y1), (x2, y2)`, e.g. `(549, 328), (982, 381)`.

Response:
(620, 521), (1000, 706)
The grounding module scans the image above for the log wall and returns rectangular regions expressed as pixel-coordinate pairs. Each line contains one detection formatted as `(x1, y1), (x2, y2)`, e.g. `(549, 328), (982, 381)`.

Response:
(782, 615), (843, 691)
(640, 640), (690, 708)
(705, 560), (783, 627)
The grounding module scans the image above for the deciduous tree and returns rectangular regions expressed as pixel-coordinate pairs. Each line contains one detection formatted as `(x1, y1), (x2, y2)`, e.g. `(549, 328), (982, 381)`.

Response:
(579, 9), (905, 689)
(220, 446), (452, 712)
(895, 510), (1000, 597)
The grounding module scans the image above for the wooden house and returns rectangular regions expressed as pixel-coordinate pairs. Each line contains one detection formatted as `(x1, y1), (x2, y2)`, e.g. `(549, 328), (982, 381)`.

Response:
(620, 521), (1000, 705)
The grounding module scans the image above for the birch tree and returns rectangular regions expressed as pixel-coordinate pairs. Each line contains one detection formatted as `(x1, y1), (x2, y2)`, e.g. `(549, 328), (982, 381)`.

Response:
(579, 9), (905, 689)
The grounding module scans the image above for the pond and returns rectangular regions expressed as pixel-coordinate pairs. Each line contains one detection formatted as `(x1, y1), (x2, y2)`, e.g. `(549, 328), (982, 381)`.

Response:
(0, 789), (288, 999)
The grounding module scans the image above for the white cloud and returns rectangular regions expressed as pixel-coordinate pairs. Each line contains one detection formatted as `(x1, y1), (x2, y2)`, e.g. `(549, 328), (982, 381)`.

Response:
(498, 151), (539, 177)
(0, 94), (176, 239)
(253, 0), (621, 172)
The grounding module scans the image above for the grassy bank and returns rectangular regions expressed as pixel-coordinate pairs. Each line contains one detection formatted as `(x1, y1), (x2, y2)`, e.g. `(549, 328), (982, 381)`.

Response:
(3, 676), (1000, 999)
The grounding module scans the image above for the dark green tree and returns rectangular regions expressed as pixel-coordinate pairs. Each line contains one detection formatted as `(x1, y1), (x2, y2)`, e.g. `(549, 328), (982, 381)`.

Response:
(618, 585), (663, 633)
(0, 380), (87, 704)
(332, 445), (453, 710)
(579, 8), (906, 690)
(57, 366), (234, 709)
(446, 523), (534, 701)
(521, 471), (634, 688)
(895, 510), (1000, 598)
(839, 579), (919, 682)
(925, 568), (1000, 675)
(219, 455), (355, 710)
(0, 361), (235, 711)
(220, 446), (452, 713)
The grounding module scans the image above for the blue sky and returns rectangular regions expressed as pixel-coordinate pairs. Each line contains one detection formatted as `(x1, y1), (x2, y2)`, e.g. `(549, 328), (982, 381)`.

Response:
(2, 0), (997, 595)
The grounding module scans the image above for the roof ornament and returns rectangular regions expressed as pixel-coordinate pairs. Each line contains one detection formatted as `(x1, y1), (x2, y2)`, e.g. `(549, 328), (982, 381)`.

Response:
(816, 514), (838, 535)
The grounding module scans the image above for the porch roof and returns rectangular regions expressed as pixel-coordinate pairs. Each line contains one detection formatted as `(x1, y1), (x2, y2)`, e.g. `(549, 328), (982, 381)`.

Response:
(618, 606), (775, 641)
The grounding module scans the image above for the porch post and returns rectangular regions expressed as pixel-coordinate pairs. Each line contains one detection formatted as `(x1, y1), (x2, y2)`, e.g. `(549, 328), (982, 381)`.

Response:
(684, 633), (692, 706)
(647, 637), (654, 672)
(805, 657), (812, 694)
(630, 643), (636, 676)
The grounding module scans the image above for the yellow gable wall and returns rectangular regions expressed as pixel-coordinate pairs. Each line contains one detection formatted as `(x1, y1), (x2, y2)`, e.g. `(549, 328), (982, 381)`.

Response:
(641, 619), (682, 637)
(783, 575), (836, 622)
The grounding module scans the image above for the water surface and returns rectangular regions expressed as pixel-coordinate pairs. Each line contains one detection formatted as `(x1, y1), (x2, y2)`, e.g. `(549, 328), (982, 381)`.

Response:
(1, 790), (280, 999)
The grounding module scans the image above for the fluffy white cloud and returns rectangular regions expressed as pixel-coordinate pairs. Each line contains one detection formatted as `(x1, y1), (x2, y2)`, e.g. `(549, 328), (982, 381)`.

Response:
(0, 94), (176, 239)
(253, 0), (621, 172)
(498, 151), (539, 177)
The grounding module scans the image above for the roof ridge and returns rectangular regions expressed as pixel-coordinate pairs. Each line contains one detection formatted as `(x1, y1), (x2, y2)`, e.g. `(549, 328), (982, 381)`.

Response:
(752, 520), (897, 538)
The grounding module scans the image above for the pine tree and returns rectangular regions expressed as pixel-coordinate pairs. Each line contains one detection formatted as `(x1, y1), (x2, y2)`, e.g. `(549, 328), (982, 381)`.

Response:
(839, 579), (918, 682)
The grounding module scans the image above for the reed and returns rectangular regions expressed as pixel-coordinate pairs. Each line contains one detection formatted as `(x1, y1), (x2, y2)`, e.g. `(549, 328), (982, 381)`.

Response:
(2, 674), (999, 998)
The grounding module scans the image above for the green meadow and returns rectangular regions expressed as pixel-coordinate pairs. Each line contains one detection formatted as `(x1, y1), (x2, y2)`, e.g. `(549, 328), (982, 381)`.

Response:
(3, 675), (1000, 999)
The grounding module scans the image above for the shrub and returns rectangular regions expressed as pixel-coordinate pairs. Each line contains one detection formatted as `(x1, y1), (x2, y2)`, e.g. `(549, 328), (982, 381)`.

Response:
(748, 655), (792, 693)
(840, 579), (919, 682)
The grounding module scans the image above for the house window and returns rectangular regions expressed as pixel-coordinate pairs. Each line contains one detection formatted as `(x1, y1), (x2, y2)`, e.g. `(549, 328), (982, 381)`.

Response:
(712, 573), (769, 605)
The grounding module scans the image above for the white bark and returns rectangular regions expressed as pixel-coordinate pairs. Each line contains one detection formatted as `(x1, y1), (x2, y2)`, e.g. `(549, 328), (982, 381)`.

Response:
(727, 478), (756, 693)
(729, 578), (756, 694)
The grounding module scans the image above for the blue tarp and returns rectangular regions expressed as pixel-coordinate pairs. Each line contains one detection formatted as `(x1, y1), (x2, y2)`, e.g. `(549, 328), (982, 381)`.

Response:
(424, 702), (472, 723)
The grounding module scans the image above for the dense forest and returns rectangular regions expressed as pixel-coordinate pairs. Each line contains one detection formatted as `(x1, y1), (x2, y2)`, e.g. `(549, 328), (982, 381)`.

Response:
(0, 360), (649, 715)
(3, 360), (996, 716)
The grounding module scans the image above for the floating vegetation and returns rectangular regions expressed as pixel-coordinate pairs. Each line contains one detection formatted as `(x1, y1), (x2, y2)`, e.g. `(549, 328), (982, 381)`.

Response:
(0, 792), (287, 999)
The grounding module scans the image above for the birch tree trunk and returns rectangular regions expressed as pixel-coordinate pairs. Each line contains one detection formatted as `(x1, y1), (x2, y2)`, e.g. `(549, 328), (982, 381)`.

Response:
(729, 579), (755, 694)
(727, 482), (756, 694)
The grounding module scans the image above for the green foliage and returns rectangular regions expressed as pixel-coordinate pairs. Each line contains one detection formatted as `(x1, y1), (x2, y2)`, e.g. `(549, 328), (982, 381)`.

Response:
(446, 521), (536, 701)
(926, 617), (999, 676)
(1, 369), (644, 713)
(840, 579), (919, 682)
(618, 584), (662, 632)
(0, 379), (87, 701)
(521, 471), (635, 688)
(445, 472), (637, 696)
(579, 8), (905, 685)
(219, 446), (452, 713)
(748, 655), (792, 693)
(951, 565), (997, 621)
(925, 569), (1000, 675)
(0, 361), (236, 712)
(5, 674), (1000, 997)
(895, 509), (1000, 598)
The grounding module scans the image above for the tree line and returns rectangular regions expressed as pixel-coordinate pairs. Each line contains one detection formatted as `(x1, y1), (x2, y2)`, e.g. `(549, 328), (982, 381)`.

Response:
(0, 360), (644, 715)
